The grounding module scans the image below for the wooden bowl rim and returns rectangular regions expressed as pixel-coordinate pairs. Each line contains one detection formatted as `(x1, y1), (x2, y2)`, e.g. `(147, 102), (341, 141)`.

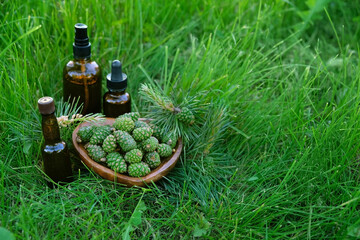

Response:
(72, 118), (183, 187)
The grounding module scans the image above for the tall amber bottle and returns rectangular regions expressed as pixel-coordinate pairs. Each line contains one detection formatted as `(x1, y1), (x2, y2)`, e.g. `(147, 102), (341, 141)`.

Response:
(103, 60), (131, 117)
(38, 97), (73, 188)
(63, 23), (101, 114)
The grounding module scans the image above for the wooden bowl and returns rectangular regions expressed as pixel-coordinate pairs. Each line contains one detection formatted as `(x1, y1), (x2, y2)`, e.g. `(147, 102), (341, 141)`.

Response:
(72, 118), (183, 187)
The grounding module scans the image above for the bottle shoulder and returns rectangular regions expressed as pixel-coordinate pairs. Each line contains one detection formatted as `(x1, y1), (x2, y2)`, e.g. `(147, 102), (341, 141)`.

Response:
(43, 141), (67, 154)
(104, 91), (130, 102)
(64, 59), (101, 75)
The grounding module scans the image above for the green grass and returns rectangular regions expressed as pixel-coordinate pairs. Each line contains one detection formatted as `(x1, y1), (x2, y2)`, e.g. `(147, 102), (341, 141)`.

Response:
(1, 0), (360, 239)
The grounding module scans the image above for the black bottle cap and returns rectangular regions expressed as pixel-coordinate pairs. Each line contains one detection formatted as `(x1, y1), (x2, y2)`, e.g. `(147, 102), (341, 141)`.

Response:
(38, 97), (55, 115)
(73, 23), (91, 59)
(107, 60), (127, 91)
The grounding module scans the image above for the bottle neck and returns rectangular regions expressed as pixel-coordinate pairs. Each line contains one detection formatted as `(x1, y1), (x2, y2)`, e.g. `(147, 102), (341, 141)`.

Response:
(74, 56), (91, 61)
(41, 113), (61, 144)
(108, 89), (126, 94)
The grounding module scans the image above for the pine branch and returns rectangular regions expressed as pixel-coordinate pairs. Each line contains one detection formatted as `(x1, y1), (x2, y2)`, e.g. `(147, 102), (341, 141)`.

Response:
(139, 84), (175, 112)
(139, 83), (204, 143)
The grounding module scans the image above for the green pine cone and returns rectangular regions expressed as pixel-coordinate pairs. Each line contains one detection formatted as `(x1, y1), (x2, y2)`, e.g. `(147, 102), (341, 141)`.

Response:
(102, 134), (117, 153)
(107, 152), (127, 173)
(149, 123), (162, 139)
(77, 126), (94, 142)
(86, 144), (107, 162)
(114, 130), (137, 152)
(134, 120), (149, 129)
(125, 149), (143, 164)
(128, 162), (151, 177)
(89, 125), (112, 145)
(141, 136), (159, 152)
(122, 112), (140, 122)
(113, 130), (125, 142)
(177, 107), (195, 125)
(144, 152), (161, 169)
(132, 127), (153, 141)
(157, 144), (173, 157)
(162, 132), (177, 148)
(113, 117), (135, 132)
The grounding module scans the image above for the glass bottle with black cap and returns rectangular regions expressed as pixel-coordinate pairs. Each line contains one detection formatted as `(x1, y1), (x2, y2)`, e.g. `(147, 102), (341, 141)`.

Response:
(103, 60), (131, 117)
(63, 23), (102, 114)
(38, 97), (73, 187)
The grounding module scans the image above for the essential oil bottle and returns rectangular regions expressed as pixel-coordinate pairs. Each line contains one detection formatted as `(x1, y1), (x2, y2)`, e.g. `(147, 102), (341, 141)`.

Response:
(63, 23), (101, 114)
(103, 60), (131, 117)
(38, 97), (73, 188)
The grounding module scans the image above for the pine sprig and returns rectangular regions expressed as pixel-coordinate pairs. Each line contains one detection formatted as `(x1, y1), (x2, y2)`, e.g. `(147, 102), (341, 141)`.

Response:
(56, 98), (105, 150)
(139, 83), (205, 143)
(139, 84), (175, 112)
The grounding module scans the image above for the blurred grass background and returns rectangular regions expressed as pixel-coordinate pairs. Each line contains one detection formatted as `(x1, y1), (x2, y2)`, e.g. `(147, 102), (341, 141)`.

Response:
(1, 0), (360, 239)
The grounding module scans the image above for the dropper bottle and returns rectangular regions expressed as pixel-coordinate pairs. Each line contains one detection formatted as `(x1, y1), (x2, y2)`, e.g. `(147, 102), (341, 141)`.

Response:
(103, 60), (131, 117)
(63, 23), (102, 114)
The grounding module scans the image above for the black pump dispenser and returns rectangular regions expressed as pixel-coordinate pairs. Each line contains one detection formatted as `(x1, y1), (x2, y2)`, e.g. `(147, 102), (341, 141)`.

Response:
(73, 23), (91, 59)
(106, 60), (127, 91)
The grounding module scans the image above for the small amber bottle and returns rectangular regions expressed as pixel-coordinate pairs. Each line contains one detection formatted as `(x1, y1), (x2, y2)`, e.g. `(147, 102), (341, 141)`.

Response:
(63, 23), (101, 114)
(103, 60), (131, 117)
(38, 97), (73, 188)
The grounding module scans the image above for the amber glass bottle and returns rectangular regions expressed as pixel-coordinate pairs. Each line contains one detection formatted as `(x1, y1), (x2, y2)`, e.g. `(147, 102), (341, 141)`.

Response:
(38, 97), (73, 188)
(103, 60), (131, 117)
(63, 23), (101, 114)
